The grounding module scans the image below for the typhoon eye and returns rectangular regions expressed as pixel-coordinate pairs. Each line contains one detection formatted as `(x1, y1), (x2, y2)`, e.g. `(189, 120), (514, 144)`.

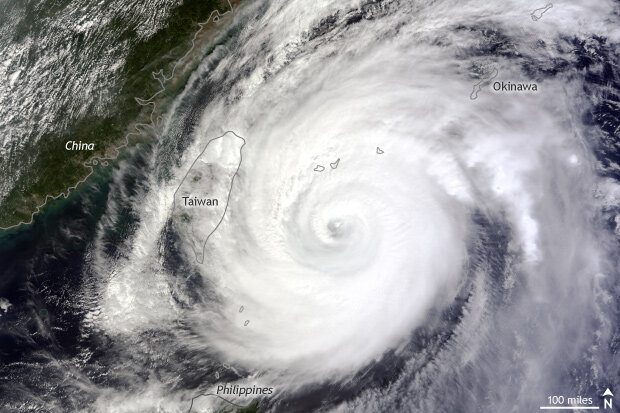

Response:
(326, 218), (346, 238)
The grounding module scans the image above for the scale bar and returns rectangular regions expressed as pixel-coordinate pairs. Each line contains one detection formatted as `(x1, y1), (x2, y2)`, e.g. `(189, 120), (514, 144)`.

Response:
(539, 407), (599, 410)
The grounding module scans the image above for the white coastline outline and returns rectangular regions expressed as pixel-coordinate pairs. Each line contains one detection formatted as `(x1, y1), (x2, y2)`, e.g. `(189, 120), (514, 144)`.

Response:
(0, 0), (234, 231)
(187, 392), (253, 413)
(530, 3), (553, 21)
(470, 66), (499, 100)
(171, 130), (245, 265)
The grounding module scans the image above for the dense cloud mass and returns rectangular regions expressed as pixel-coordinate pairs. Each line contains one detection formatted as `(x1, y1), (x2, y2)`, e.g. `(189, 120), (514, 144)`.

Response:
(1, 0), (618, 412)
(93, 0), (619, 411)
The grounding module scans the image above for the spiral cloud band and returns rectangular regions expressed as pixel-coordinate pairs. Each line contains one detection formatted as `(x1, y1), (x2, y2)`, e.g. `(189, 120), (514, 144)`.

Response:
(85, 0), (619, 411)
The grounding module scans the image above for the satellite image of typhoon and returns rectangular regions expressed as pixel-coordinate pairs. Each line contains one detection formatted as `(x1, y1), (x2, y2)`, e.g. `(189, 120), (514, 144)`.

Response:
(0, 0), (619, 412)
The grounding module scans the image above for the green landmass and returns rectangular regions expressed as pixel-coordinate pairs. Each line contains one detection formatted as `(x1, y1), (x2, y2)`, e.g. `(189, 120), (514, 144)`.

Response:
(0, 0), (234, 228)
(235, 400), (260, 412)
